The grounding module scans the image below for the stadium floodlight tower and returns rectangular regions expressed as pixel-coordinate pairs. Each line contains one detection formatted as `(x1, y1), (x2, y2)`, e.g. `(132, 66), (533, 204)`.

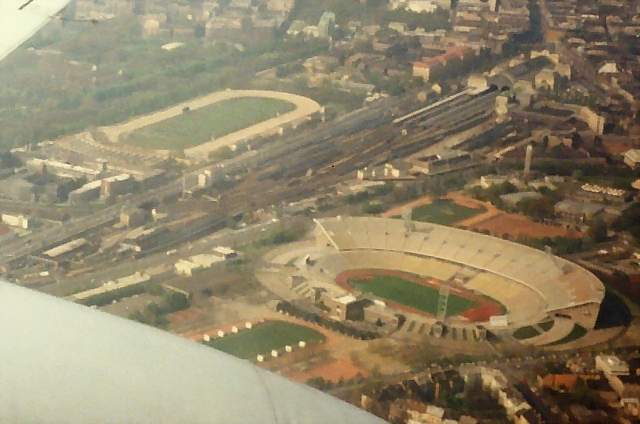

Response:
(437, 285), (450, 321)
(402, 208), (414, 234)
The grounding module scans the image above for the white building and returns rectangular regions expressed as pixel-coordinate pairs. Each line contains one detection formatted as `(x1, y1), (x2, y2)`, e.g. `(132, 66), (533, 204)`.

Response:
(43, 238), (88, 259)
(213, 246), (238, 260)
(596, 355), (630, 376)
(1, 213), (30, 229)
(624, 149), (640, 169)
(69, 272), (151, 304)
(175, 254), (225, 277)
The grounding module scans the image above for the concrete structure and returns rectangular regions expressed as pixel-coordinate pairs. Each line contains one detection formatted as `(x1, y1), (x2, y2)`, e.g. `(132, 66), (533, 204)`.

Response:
(175, 254), (225, 277)
(554, 200), (606, 223)
(26, 158), (101, 180)
(43, 238), (88, 260)
(197, 170), (213, 188)
(577, 106), (606, 135)
(411, 150), (472, 175)
(100, 174), (134, 200)
(624, 149), (640, 169)
(480, 175), (509, 188)
(596, 355), (630, 376)
(119, 208), (148, 228)
(363, 301), (400, 328)
(68, 180), (102, 204)
(324, 294), (366, 321)
(580, 183), (627, 202)
(213, 246), (238, 260)
(1, 214), (30, 230)
(306, 217), (604, 335)
(534, 69), (556, 90)
(69, 272), (151, 305)
(357, 162), (414, 180)
(407, 405), (445, 423)
(523, 144), (533, 179)
(412, 48), (470, 81)
(318, 11), (336, 39)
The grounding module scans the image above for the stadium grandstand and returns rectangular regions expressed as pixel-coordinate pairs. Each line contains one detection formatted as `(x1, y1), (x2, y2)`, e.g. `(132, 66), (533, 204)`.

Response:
(261, 217), (605, 346)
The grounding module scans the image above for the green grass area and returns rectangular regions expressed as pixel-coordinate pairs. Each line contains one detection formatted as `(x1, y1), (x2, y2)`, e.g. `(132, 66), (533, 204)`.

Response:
(350, 275), (475, 317)
(122, 97), (294, 150)
(513, 326), (540, 340)
(545, 324), (587, 347)
(412, 199), (486, 226)
(205, 320), (325, 360)
(539, 320), (554, 332)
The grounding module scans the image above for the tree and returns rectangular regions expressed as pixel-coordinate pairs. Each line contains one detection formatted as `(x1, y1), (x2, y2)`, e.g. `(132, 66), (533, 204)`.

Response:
(518, 197), (555, 220)
(613, 203), (640, 242)
(194, 24), (205, 38)
(588, 218), (608, 243)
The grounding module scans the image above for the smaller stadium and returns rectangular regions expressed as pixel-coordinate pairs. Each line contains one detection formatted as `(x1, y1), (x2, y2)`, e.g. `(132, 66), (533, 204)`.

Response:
(203, 320), (325, 361)
(97, 89), (322, 161)
(258, 217), (605, 347)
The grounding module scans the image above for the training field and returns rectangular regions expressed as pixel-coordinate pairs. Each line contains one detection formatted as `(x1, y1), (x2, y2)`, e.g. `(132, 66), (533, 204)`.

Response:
(468, 212), (582, 239)
(123, 97), (294, 150)
(348, 274), (475, 317)
(412, 199), (486, 225)
(206, 320), (325, 360)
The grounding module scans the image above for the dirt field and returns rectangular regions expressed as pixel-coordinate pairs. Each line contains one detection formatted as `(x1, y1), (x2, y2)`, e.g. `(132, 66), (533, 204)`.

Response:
(438, 193), (582, 239)
(447, 193), (500, 227)
(286, 359), (367, 383)
(467, 213), (582, 239)
(168, 307), (208, 328)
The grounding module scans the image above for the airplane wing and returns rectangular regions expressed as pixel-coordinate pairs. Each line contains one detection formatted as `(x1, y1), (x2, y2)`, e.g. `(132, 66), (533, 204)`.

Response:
(0, 0), (74, 62)
(0, 282), (387, 423)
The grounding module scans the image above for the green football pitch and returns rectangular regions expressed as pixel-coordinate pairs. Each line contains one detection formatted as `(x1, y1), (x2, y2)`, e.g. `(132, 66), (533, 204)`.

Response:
(206, 320), (325, 360)
(123, 97), (294, 150)
(412, 199), (486, 225)
(350, 275), (475, 317)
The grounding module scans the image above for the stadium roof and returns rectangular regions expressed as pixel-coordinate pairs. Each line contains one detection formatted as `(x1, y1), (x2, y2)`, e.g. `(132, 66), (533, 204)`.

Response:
(316, 217), (605, 310)
(0, 282), (386, 424)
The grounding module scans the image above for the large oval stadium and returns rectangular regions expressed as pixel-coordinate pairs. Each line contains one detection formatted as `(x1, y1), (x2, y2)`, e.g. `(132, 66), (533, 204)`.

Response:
(259, 217), (605, 347)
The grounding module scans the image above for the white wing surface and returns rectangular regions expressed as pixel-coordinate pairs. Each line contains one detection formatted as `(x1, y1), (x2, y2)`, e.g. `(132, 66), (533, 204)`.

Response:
(0, 282), (387, 423)
(0, 0), (73, 61)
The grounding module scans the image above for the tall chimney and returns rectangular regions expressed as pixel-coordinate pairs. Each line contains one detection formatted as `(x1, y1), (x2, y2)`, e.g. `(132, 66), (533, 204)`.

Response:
(524, 144), (533, 180)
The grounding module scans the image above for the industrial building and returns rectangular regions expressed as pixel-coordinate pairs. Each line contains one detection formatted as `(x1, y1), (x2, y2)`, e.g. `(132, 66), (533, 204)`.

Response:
(68, 180), (102, 204)
(554, 200), (606, 223)
(624, 149), (640, 170)
(174, 247), (238, 277)
(1, 214), (30, 229)
(101, 174), (134, 200)
(119, 208), (149, 228)
(410, 150), (472, 175)
(174, 254), (225, 277)
(43, 238), (89, 260)
(69, 272), (151, 305)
